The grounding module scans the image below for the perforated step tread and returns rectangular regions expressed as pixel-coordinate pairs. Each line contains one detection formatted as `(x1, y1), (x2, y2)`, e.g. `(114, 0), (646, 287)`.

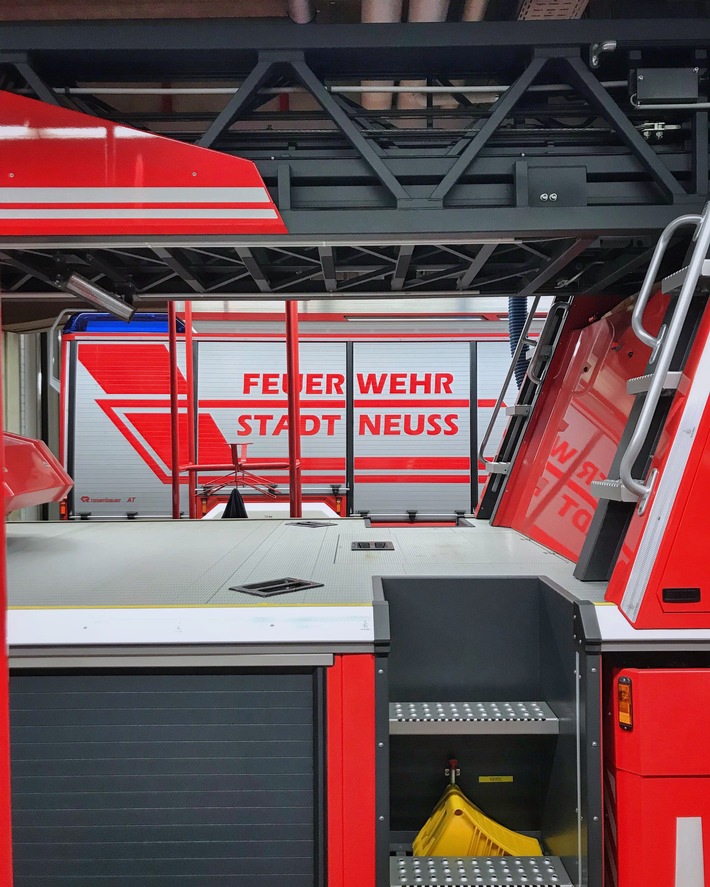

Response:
(661, 258), (710, 293)
(589, 478), (639, 502)
(627, 370), (683, 395)
(391, 856), (572, 886)
(389, 701), (558, 735)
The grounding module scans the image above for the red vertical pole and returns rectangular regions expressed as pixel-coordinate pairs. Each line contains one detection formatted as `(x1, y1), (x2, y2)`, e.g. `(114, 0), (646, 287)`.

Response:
(0, 304), (15, 886)
(184, 302), (197, 519)
(326, 655), (376, 887)
(285, 300), (302, 518)
(168, 301), (181, 520)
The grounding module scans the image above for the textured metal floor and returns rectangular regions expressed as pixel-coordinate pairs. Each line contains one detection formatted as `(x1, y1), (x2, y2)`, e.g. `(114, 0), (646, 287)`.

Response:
(7, 518), (607, 608)
(389, 701), (559, 735)
(391, 856), (572, 886)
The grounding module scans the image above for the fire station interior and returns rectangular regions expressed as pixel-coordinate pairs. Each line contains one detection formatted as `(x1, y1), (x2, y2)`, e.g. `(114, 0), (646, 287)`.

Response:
(1, 3), (710, 887)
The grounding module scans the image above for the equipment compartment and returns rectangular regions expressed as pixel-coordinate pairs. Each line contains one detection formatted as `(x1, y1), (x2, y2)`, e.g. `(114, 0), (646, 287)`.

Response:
(379, 575), (602, 887)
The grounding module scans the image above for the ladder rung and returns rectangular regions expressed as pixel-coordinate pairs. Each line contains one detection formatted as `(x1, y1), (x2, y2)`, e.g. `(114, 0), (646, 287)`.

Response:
(661, 258), (710, 294)
(590, 479), (639, 502)
(627, 370), (683, 395)
(485, 462), (510, 475)
(505, 404), (531, 417)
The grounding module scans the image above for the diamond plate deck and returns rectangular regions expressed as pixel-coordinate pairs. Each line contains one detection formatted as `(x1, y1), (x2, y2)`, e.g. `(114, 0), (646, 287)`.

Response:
(389, 701), (559, 735)
(391, 856), (572, 886)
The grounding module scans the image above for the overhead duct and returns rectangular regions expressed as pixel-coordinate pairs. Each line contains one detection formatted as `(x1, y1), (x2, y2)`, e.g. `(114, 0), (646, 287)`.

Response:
(408, 0), (450, 19)
(361, 1), (490, 115)
(362, 0), (403, 22)
(360, 0), (404, 111)
(288, 0), (316, 24)
(398, 0), (451, 119)
(463, 0), (489, 20)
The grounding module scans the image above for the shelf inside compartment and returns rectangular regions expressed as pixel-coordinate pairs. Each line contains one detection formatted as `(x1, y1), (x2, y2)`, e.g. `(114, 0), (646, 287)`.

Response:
(390, 855), (572, 887)
(389, 701), (559, 735)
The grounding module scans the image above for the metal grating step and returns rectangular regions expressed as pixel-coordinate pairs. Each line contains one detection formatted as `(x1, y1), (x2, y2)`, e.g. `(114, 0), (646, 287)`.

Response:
(589, 478), (639, 502)
(391, 856), (572, 886)
(389, 701), (558, 735)
(627, 370), (683, 395)
(661, 258), (710, 294)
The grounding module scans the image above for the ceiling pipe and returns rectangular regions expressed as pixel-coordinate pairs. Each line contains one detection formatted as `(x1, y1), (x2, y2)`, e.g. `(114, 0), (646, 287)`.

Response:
(360, 0), (403, 111)
(456, 1), (495, 104)
(408, 0), (450, 19)
(362, 0), (403, 22)
(56, 80), (626, 97)
(463, 0), (489, 21)
(398, 0), (451, 119)
(288, 0), (316, 24)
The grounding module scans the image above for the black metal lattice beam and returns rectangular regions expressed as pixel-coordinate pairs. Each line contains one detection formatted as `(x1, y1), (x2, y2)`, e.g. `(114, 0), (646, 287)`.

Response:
(0, 17), (707, 320)
(235, 247), (271, 293)
(152, 248), (206, 294)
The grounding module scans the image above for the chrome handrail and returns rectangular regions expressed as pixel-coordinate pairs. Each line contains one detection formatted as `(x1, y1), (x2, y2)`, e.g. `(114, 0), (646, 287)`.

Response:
(631, 212), (702, 353)
(478, 294), (541, 470)
(620, 202), (710, 510)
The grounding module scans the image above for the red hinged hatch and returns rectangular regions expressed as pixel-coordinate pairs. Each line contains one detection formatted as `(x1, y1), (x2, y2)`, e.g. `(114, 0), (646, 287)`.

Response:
(611, 668), (710, 775)
(3, 432), (73, 514)
(605, 667), (710, 887)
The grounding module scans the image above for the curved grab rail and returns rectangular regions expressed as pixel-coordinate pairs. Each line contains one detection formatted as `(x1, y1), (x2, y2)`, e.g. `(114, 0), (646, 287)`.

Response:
(478, 294), (541, 471)
(48, 308), (94, 393)
(631, 212), (701, 352)
(620, 203), (710, 508)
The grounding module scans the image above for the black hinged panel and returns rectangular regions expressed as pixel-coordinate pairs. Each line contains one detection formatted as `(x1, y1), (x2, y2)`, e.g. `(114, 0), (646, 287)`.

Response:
(528, 167), (588, 207)
(636, 67), (699, 103)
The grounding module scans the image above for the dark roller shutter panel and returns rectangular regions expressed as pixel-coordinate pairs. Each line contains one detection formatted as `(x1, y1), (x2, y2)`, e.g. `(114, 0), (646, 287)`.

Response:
(10, 671), (316, 887)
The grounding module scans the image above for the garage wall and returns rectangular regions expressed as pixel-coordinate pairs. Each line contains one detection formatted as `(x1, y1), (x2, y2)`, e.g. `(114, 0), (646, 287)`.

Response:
(3, 331), (44, 520)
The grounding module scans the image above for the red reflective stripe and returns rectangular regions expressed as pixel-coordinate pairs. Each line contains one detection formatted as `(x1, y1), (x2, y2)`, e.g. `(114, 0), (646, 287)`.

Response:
(197, 332), (510, 339)
(354, 399), (469, 408)
(197, 474), (346, 485)
(0, 202), (274, 209)
(79, 344), (187, 395)
(200, 399), (346, 409)
(355, 457), (469, 469)
(67, 331), (512, 340)
(355, 474), (470, 484)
